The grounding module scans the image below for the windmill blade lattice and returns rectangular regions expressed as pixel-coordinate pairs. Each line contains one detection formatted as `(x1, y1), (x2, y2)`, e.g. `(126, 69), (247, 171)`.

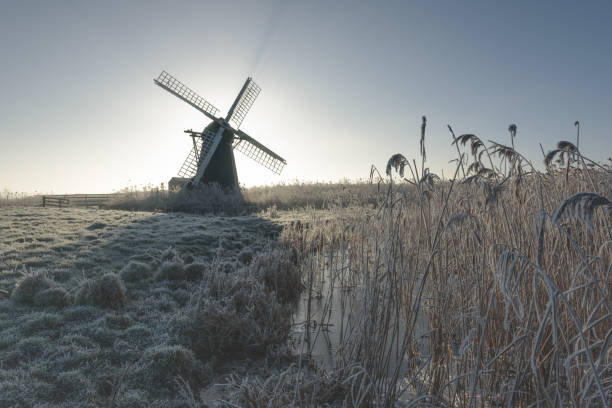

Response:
(154, 71), (220, 120)
(233, 135), (286, 174)
(177, 129), (220, 178)
(227, 79), (261, 129)
(177, 142), (201, 178)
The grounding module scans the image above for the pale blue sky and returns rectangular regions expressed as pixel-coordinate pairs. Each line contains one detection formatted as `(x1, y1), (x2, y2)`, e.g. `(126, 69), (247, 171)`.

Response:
(1, 0), (610, 193)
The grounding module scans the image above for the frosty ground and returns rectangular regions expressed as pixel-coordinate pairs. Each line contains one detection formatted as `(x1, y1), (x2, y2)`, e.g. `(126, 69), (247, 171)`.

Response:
(0, 206), (303, 407)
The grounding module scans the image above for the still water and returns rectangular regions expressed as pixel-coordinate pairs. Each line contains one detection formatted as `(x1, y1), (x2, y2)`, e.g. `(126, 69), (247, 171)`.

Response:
(290, 251), (430, 379)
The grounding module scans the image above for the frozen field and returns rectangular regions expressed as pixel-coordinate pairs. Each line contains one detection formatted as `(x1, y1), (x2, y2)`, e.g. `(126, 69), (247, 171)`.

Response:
(0, 206), (295, 407)
(0, 207), (282, 279)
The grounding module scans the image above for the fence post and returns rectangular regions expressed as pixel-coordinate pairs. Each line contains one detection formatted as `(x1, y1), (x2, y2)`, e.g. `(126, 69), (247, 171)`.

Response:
(42, 196), (46, 207)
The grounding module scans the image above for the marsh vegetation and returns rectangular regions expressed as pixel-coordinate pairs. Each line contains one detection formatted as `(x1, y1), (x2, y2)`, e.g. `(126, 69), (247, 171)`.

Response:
(270, 122), (611, 406)
(1, 121), (610, 407)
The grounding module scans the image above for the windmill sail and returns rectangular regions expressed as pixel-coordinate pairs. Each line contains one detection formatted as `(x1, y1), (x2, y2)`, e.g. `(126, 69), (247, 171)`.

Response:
(233, 130), (286, 174)
(154, 71), (220, 120)
(226, 78), (261, 129)
(177, 140), (201, 178)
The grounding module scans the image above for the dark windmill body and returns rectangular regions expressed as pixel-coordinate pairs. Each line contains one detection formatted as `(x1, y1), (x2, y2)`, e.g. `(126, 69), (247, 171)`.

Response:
(154, 71), (286, 191)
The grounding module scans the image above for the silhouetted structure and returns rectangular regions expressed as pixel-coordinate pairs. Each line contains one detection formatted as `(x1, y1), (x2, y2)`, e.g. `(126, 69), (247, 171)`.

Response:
(154, 71), (286, 191)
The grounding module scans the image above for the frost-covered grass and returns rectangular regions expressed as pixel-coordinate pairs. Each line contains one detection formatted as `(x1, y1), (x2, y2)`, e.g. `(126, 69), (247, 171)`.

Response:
(0, 192), (41, 208)
(105, 180), (394, 214)
(0, 206), (304, 407)
(0, 207), (281, 281)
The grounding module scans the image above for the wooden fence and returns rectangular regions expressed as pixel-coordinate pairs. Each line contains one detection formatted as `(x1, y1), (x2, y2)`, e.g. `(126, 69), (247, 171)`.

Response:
(42, 194), (121, 208)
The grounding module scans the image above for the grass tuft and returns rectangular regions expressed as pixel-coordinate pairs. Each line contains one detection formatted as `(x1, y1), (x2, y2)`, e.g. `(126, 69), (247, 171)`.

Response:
(120, 261), (153, 283)
(249, 249), (302, 303)
(136, 345), (207, 394)
(154, 261), (185, 281)
(33, 287), (69, 308)
(170, 259), (293, 362)
(183, 262), (207, 281)
(76, 273), (128, 309)
(11, 269), (54, 304)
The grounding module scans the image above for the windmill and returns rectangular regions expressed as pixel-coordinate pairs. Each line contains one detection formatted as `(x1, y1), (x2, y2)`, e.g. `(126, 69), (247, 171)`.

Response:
(154, 71), (286, 191)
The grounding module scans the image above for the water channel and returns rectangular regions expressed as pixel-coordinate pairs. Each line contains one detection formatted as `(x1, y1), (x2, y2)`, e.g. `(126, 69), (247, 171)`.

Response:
(290, 249), (431, 395)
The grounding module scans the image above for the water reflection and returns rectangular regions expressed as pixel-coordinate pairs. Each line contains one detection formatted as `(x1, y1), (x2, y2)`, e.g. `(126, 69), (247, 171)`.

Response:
(291, 250), (430, 379)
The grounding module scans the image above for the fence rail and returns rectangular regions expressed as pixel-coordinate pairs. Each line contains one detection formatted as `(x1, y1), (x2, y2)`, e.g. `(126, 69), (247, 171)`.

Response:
(42, 194), (121, 208)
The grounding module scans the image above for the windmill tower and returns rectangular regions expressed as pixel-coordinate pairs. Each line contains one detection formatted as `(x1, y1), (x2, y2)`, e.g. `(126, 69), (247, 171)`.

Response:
(154, 71), (286, 191)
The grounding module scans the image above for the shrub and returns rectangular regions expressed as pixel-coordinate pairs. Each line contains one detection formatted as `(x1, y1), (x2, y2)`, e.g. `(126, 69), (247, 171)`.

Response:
(249, 250), (302, 303)
(136, 345), (205, 393)
(167, 183), (245, 214)
(183, 262), (206, 281)
(75, 273), (127, 309)
(11, 270), (54, 304)
(154, 262), (185, 281)
(170, 273), (291, 362)
(33, 287), (69, 308)
(120, 261), (152, 283)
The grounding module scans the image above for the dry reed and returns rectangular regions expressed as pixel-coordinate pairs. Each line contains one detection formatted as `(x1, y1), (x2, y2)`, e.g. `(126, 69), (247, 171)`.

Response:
(274, 120), (611, 406)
